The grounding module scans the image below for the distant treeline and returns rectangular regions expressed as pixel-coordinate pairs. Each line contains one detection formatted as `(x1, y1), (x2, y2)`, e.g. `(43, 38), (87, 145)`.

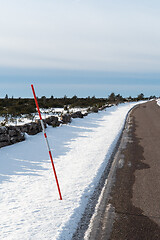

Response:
(0, 93), (156, 117)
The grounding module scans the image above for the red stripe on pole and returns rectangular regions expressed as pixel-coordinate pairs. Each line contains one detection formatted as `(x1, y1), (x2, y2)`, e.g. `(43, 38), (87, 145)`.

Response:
(44, 133), (47, 138)
(31, 84), (62, 200)
(49, 151), (62, 200)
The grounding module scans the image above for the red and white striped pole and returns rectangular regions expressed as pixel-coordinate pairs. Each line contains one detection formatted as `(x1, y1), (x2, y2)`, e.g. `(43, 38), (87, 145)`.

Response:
(31, 84), (62, 200)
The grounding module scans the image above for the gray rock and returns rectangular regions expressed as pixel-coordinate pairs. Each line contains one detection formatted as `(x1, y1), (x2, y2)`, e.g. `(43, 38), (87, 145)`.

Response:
(8, 129), (17, 137)
(0, 126), (25, 148)
(10, 132), (25, 144)
(71, 111), (83, 119)
(51, 120), (61, 127)
(0, 141), (10, 148)
(0, 134), (10, 142)
(18, 121), (44, 135)
(91, 107), (99, 113)
(61, 114), (72, 124)
(0, 127), (7, 134)
(27, 122), (42, 135)
(19, 124), (29, 133)
(45, 116), (61, 127)
(10, 137), (18, 144)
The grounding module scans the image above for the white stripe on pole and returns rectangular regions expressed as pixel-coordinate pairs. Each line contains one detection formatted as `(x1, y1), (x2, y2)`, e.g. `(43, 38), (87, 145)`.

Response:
(40, 119), (51, 151)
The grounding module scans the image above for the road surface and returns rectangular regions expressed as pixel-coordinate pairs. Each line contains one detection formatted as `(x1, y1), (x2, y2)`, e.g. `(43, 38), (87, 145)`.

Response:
(87, 100), (160, 240)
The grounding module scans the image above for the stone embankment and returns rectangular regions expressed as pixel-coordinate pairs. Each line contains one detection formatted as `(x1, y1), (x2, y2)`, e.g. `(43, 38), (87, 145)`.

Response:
(0, 126), (25, 148)
(0, 105), (112, 149)
(0, 110), (92, 148)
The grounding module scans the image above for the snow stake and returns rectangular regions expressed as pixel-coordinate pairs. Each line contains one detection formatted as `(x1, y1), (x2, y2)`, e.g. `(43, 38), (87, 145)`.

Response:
(31, 84), (62, 200)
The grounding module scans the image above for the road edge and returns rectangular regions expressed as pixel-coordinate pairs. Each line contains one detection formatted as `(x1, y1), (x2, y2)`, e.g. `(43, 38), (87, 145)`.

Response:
(83, 104), (139, 240)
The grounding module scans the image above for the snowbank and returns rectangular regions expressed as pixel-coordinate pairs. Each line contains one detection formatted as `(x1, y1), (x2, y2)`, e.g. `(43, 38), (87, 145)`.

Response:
(156, 99), (160, 106)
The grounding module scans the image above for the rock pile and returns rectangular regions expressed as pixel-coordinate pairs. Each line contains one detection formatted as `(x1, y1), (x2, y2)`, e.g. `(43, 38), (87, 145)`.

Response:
(18, 121), (44, 135)
(0, 126), (25, 148)
(0, 108), (104, 148)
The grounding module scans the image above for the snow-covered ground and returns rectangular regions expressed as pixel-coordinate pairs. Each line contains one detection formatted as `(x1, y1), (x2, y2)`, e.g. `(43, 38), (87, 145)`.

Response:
(156, 99), (160, 106)
(0, 102), (139, 239)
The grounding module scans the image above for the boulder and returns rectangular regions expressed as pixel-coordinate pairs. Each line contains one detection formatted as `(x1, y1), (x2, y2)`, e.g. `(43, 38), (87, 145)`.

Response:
(71, 111), (83, 119)
(8, 126), (25, 143)
(0, 127), (7, 134)
(10, 132), (25, 144)
(0, 134), (10, 142)
(8, 129), (17, 137)
(61, 114), (72, 124)
(19, 124), (30, 133)
(45, 116), (61, 127)
(19, 121), (45, 135)
(91, 107), (99, 113)
(27, 122), (42, 135)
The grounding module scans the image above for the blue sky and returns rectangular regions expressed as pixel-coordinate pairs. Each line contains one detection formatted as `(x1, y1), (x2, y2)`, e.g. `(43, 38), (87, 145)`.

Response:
(0, 0), (160, 97)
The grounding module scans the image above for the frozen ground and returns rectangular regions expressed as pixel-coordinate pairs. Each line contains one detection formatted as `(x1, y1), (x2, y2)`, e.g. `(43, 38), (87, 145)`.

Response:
(0, 102), (139, 240)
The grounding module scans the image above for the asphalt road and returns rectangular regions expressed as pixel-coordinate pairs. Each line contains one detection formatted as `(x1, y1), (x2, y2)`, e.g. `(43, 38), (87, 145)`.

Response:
(89, 100), (160, 240)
